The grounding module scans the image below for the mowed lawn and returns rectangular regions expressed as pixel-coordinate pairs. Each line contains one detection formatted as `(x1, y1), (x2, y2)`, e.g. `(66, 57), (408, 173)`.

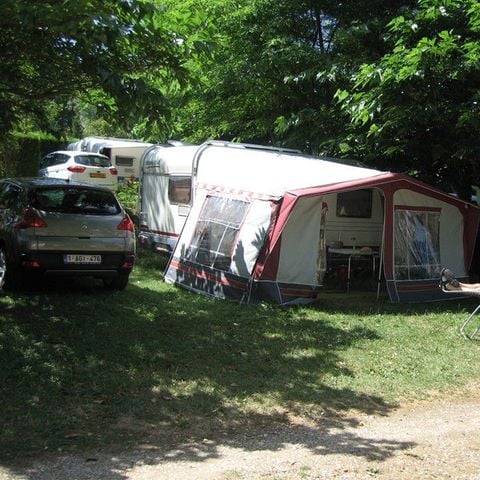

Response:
(0, 249), (479, 460)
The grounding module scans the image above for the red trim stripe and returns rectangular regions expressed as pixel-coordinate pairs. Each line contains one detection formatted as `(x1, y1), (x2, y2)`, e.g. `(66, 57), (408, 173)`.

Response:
(197, 183), (280, 201)
(396, 282), (440, 292)
(140, 227), (179, 237)
(277, 287), (320, 297)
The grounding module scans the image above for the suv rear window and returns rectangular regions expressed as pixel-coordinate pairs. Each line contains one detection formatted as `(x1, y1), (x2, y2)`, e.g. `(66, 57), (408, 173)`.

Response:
(75, 155), (111, 168)
(30, 187), (121, 215)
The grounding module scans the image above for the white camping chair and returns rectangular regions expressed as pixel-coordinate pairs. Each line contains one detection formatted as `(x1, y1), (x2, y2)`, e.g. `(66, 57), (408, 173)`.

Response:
(440, 269), (480, 340)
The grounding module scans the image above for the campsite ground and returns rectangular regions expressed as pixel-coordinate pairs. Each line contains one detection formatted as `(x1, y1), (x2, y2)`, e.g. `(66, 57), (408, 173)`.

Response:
(1, 383), (479, 480)
(2, 251), (480, 479)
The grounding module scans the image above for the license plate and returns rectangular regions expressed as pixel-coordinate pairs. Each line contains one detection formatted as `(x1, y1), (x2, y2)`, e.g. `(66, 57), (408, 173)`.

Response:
(64, 254), (101, 264)
(90, 172), (106, 178)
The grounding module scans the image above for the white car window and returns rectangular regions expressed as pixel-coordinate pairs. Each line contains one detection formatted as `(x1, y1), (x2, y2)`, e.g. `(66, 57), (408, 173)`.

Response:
(40, 153), (69, 169)
(75, 155), (111, 168)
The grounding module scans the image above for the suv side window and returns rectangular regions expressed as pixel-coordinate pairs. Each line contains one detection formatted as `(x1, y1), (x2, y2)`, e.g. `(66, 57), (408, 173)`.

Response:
(0, 182), (22, 209)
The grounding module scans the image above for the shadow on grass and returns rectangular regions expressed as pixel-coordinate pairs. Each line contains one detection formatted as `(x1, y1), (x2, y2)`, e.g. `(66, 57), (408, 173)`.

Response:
(0, 259), (433, 477)
(315, 288), (480, 316)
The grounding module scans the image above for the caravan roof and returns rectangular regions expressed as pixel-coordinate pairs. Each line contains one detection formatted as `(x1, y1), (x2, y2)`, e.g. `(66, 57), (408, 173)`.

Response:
(193, 142), (385, 198)
(142, 145), (198, 175)
(81, 137), (153, 152)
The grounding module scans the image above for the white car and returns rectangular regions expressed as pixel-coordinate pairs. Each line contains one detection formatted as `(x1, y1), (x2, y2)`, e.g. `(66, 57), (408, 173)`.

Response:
(39, 151), (118, 191)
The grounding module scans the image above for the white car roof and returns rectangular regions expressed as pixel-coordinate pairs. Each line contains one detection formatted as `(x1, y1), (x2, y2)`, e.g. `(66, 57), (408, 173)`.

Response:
(50, 150), (109, 159)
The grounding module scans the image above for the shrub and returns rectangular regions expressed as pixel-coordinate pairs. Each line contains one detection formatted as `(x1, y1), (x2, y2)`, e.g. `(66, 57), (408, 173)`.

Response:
(116, 178), (140, 223)
(0, 133), (67, 177)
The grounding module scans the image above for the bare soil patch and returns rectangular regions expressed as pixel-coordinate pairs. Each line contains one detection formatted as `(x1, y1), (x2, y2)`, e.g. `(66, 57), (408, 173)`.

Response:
(1, 386), (480, 480)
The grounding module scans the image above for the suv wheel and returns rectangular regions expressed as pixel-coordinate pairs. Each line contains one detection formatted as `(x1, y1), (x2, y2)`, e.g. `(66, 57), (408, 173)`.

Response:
(103, 273), (130, 291)
(0, 246), (23, 291)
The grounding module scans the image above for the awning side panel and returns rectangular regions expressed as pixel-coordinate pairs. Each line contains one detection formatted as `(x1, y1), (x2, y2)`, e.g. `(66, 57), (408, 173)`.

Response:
(276, 196), (326, 286)
(165, 190), (275, 302)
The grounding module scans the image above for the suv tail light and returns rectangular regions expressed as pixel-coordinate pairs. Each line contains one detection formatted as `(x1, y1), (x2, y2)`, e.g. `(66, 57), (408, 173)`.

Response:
(16, 208), (48, 229)
(109, 167), (118, 175)
(121, 256), (135, 269)
(67, 165), (86, 173)
(117, 214), (135, 232)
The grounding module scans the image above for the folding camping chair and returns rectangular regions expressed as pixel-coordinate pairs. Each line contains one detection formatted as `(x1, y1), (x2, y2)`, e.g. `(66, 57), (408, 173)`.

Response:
(440, 284), (480, 340)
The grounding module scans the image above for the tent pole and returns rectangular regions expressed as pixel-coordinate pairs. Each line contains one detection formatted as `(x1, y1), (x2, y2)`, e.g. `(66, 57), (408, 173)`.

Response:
(377, 216), (386, 300)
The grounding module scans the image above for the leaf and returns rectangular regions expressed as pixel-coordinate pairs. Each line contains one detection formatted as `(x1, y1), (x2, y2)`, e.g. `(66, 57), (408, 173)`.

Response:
(335, 89), (350, 103)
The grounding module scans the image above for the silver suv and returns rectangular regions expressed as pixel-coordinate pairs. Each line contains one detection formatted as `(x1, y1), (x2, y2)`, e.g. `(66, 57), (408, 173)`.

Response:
(0, 178), (135, 290)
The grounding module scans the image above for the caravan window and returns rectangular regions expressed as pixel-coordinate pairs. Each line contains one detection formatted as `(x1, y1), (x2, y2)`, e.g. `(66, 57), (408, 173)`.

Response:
(394, 208), (441, 280)
(168, 176), (191, 205)
(336, 189), (372, 218)
(186, 196), (249, 271)
(115, 156), (134, 167)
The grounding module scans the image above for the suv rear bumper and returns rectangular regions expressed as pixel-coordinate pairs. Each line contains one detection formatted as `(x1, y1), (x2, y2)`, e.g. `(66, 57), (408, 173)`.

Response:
(18, 252), (135, 277)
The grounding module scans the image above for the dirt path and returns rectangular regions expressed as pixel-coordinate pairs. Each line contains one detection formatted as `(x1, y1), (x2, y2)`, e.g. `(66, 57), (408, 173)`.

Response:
(1, 392), (480, 480)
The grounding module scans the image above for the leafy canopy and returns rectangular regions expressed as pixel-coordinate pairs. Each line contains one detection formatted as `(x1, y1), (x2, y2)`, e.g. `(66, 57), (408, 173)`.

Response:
(0, 0), (206, 137)
(336, 0), (480, 197)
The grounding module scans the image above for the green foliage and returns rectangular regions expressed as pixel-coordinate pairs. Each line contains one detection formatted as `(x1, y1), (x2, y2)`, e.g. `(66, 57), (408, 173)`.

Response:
(336, 0), (480, 197)
(0, 0), (210, 138)
(172, 0), (417, 152)
(0, 133), (66, 177)
(116, 178), (140, 220)
(173, 0), (332, 146)
(2, 0), (479, 196)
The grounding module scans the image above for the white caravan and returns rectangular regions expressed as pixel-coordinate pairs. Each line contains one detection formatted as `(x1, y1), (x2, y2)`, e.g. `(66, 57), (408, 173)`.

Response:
(165, 141), (480, 304)
(67, 137), (153, 181)
(137, 140), (380, 256)
(138, 144), (199, 255)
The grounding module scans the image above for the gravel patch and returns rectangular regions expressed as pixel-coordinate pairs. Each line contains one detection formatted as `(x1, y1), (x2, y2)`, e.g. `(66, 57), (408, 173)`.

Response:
(1, 392), (479, 480)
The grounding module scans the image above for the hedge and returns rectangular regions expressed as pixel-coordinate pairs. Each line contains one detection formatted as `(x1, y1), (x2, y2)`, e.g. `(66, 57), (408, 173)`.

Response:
(0, 134), (69, 177)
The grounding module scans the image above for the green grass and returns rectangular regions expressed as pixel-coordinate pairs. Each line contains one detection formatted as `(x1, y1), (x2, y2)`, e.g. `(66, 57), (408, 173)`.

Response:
(0, 249), (479, 460)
